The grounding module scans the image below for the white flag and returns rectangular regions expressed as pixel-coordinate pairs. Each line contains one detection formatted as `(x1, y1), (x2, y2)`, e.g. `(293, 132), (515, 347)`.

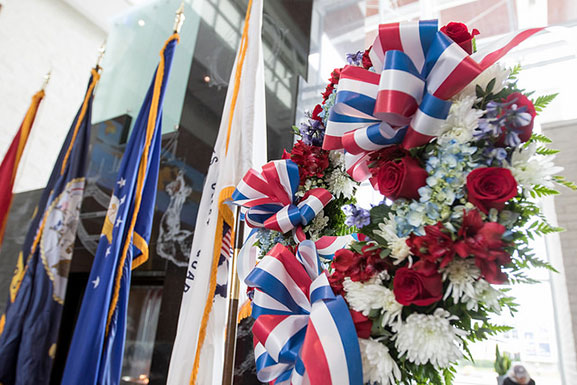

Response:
(167, 0), (266, 384)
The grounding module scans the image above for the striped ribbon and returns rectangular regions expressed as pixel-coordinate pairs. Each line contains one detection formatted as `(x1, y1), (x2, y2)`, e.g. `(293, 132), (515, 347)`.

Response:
(293, 226), (358, 260)
(324, 20), (543, 181)
(246, 242), (363, 385)
(232, 160), (333, 233)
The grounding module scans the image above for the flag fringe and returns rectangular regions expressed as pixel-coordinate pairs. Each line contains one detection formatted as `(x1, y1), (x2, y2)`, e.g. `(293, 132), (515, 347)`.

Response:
(225, 0), (254, 154)
(60, 69), (100, 175)
(106, 33), (180, 334)
(189, 186), (235, 385)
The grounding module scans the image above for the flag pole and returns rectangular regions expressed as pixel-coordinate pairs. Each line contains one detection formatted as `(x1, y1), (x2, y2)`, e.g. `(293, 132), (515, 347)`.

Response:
(222, 206), (244, 385)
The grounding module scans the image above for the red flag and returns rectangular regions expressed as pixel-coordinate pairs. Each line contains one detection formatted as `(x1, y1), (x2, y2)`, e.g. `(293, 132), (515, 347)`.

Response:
(0, 90), (45, 245)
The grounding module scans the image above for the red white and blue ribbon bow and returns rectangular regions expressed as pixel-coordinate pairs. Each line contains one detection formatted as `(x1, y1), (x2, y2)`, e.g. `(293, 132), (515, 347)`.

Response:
(324, 20), (543, 181)
(246, 241), (363, 385)
(232, 159), (333, 233)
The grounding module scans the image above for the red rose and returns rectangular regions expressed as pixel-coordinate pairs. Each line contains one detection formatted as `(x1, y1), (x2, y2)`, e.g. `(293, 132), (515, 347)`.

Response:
(350, 310), (372, 339)
(407, 222), (455, 268)
(496, 92), (537, 146)
(440, 22), (479, 54)
(393, 266), (443, 306)
(454, 209), (511, 284)
(362, 46), (373, 69)
(290, 140), (329, 183)
(467, 167), (518, 214)
(371, 157), (428, 201)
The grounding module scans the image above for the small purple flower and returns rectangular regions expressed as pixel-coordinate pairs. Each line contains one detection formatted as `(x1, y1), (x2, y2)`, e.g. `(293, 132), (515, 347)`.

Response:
(346, 51), (364, 66)
(299, 111), (325, 146)
(475, 98), (532, 145)
(342, 204), (371, 228)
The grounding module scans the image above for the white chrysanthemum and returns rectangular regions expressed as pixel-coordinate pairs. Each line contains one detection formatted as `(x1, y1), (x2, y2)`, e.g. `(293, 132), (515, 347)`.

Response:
(463, 279), (503, 313)
(373, 221), (412, 264)
(438, 95), (484, 145)
(507, 142), (563, 194)
(359, 338), (401, 385)
(326, 168), (355, 199)
(457, 63), (510, 99)
(441, 259), (481, 303)
(395, 309), (467, 369)
(329, 150), (345, 168)
(306, 210), (329, 241)
(343, 278), (403, 327)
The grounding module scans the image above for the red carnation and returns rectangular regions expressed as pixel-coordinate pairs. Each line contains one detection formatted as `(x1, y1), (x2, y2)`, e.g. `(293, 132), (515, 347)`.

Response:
(440, 22), (479, 54)
(329, 246), (392, 295)
(311, 104), (323, 122)
(393, 263), (443, 307)
(454, 209), (511, 284)
(467, 167), (518, 214)
(362, 46), (373, 69)
(290, 140), (329, 183)
(407, 222), (455, 268)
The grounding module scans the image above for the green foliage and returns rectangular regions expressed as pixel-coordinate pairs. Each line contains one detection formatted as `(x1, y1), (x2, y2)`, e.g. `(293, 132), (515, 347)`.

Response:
(529, 184), (560, 199)
(292, 125), (301, 136)
(494, 345), (512, 375)
(532, 93), (558, 113)
(534, 146), (559, 155)
(508, 64), (521, 80)
(529, 133), (552, 143)
(554, 175), (577, 190)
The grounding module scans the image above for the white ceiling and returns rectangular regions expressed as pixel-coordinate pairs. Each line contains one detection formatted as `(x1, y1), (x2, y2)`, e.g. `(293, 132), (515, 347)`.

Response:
(62, 0), (151, 31)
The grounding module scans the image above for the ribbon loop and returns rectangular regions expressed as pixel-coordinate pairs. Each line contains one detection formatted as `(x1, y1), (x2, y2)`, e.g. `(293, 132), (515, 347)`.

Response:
(232, 160), (333, 233)
(246, 242), (363, 385)
(324, 20), (544, 181)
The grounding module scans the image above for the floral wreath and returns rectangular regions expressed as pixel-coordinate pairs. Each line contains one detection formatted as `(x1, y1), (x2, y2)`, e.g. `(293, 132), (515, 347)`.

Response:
(232, 20), (576, 385)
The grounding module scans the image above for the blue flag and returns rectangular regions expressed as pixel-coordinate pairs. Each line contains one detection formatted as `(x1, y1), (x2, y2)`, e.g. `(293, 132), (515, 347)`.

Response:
(0, 68), (100, 384)
(60, 34), (179, 385)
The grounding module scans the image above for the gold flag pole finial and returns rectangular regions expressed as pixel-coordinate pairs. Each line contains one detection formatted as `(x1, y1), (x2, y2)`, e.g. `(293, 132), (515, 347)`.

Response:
(173, 1), (185, 33)
(41, 71), (52, 91)
(96, 42), (106, 69)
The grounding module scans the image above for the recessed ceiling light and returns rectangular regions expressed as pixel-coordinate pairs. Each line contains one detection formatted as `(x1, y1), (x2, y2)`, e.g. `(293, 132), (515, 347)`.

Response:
(138, 19), (146, 27)
(203, 75), (211, 83)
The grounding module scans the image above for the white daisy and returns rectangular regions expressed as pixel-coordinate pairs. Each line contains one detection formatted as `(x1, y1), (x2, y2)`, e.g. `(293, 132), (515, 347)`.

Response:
(358, 338), (401, 385)
(463, 279), (503, 313)
(438, 95), (484, 145)
(441, 259), (481, 304)
(373, 219), (412, 264)
(326, 168), (355, 199)
(507, 142), (563, 195)
(343, 277), (403, 327)
(395, 309), (467, 369)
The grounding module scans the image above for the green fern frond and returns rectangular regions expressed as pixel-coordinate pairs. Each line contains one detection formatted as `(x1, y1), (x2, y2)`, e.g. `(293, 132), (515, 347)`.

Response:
(529, 133), (552, 143)
(554, 175), (577, 190)
(530, 185), (560, 198)
(532, 93), (558, 113)
(535, 146), (560, 156)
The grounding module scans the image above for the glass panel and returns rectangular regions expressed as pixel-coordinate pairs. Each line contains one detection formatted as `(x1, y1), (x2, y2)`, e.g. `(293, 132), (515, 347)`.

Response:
(121, 286), (163, 385)
(92, 0), (200, 135)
